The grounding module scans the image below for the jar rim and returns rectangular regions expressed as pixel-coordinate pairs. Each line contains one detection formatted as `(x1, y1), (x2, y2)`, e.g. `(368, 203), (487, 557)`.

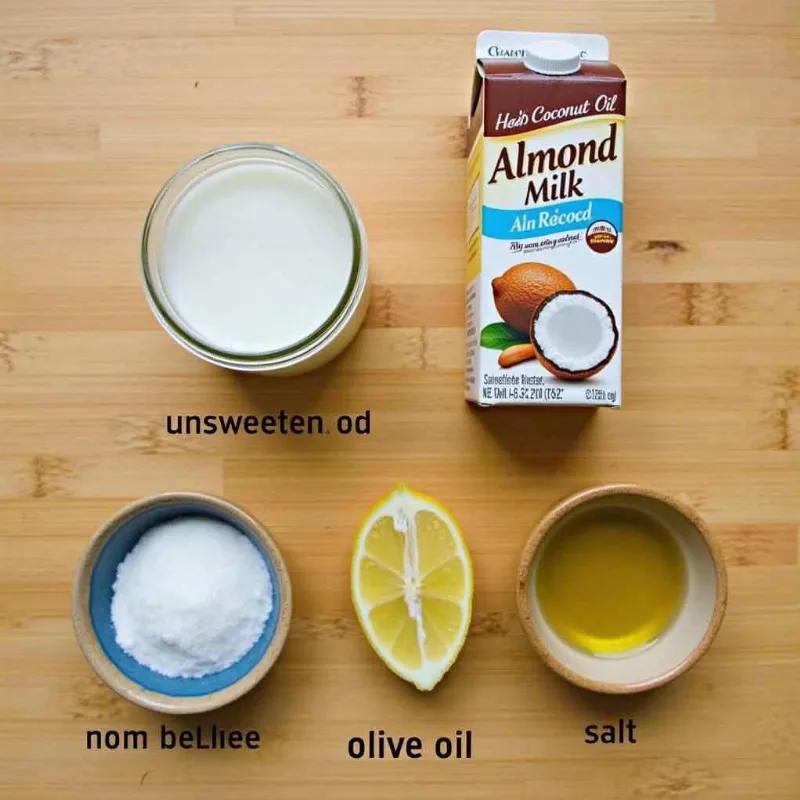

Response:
(140, 143), (365, 367)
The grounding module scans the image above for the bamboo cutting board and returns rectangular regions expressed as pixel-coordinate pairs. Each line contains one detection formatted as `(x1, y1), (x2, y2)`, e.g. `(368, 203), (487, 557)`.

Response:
(1, 1), (798, 798)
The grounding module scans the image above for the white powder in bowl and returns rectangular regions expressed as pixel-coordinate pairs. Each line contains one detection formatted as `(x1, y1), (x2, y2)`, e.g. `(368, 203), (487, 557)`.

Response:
(110, 515), (273, 678)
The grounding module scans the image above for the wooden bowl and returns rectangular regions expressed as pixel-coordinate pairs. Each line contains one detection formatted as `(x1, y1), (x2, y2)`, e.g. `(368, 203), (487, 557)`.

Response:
(517, 484), (727, 694)
(72, 492), (292, 714)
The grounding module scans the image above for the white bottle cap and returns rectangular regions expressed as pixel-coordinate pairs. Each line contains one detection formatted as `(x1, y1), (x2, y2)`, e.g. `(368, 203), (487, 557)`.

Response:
(524, 40), (582, 75)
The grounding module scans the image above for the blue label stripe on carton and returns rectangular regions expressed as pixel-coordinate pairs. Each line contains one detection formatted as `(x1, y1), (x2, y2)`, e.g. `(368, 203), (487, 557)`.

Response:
(482, 198), (623, 240)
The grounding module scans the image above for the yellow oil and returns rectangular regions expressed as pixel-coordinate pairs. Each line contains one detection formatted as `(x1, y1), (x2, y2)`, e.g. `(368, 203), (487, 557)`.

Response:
(535, 508), (686, 655)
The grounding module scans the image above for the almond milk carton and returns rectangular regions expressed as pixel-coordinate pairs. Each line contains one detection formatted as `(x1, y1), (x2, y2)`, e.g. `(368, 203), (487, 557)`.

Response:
(466, 32), (625, 407)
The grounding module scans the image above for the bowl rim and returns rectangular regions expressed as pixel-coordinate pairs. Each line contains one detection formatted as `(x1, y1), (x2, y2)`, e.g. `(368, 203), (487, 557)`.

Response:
(72, 492), (292, 714)
(515, 483), (728, 694)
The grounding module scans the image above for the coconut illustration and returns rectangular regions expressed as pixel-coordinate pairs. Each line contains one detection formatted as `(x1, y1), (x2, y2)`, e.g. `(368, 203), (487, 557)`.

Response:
(530, 290), (619, 381)
(491, 262), (576, 335)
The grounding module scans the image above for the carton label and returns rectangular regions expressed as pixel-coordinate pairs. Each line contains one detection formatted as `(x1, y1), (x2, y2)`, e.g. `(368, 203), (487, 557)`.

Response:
(466, 33), (625, 407)
(482, 121), (623, 238)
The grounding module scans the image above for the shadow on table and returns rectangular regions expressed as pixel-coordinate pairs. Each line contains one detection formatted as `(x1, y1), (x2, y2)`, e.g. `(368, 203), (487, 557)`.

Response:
(468, 403), (596, 468)
(538, 660), (694, 729)
(224, 359), (344, 413)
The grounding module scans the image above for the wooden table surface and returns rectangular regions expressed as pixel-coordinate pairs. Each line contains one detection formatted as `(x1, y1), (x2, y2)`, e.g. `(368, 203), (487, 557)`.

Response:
(1, 1), (799, 798)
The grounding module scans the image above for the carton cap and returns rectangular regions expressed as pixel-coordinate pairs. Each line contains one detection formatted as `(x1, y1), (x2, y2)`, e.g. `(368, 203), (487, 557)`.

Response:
(524, 40), (581, 75)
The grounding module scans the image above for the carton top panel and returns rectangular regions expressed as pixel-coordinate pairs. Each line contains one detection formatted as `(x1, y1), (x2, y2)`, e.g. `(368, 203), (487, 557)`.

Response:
(481, 61), (625, 81)
(476, 30), (609, 62)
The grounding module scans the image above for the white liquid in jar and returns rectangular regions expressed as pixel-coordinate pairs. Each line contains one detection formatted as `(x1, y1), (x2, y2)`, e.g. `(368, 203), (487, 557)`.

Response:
(159, 161), (355, 355)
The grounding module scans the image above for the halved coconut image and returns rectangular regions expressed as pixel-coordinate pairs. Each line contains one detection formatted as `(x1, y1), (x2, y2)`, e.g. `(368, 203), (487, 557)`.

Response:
(530, 290), (619, 381)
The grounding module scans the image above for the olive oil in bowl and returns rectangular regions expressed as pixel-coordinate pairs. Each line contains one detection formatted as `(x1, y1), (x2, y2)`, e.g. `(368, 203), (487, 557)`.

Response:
(535, 507), (686, 656)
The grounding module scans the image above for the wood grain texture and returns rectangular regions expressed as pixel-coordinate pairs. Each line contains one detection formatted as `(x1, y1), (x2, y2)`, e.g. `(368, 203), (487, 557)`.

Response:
(1, 0), (798, 797)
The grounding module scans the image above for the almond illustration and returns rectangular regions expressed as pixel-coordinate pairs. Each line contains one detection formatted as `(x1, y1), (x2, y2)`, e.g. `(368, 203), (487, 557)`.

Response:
(498, 343), (538, 368)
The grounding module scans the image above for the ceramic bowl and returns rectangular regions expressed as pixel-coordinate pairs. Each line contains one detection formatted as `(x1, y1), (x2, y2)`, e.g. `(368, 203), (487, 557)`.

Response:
(517, 484), (727, 694)
(72, 492), (292, 714)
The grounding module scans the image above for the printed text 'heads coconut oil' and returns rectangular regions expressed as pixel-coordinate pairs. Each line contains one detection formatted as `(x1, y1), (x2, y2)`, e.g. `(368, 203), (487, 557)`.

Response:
(466, 33), (625, 407)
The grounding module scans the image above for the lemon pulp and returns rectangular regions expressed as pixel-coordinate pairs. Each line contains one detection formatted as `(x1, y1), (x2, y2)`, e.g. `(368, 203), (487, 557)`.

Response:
(535, 508), (686, 655)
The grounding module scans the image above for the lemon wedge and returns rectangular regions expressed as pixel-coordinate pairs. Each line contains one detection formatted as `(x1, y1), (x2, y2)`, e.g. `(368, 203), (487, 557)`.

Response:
(351, 485), (473, 690)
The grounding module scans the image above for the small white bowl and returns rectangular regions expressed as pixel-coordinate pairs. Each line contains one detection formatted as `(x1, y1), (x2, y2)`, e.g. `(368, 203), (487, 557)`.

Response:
(517, 484), (728, 694)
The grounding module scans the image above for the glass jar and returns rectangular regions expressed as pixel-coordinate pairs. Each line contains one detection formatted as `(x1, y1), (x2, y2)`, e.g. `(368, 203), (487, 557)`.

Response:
(141, 144), (369, 374)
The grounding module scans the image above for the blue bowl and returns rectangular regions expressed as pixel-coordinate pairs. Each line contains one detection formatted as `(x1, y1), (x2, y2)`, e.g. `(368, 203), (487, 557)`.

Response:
(72, 493), (292, 714)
